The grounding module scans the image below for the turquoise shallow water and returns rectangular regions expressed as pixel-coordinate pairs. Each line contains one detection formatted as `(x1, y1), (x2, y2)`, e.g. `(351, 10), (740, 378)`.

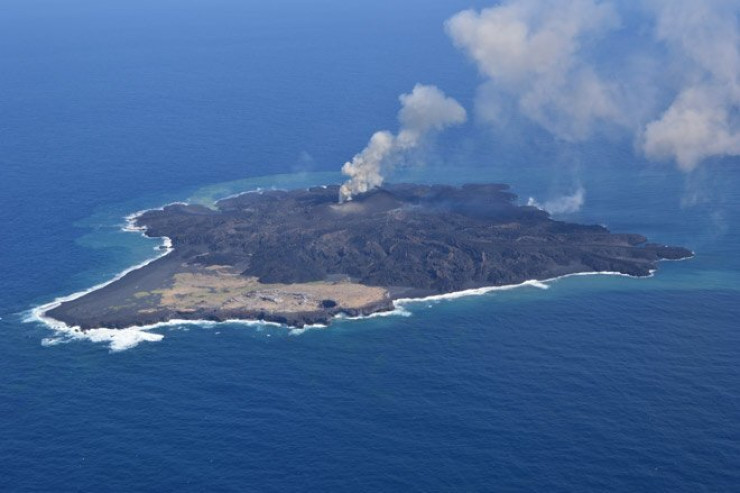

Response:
(2, 0), (739, 490)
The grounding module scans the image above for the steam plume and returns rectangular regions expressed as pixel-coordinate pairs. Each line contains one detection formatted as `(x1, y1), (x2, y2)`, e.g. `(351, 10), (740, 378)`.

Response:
(641, 0), (740, 170)
(445, 0), (740, 170)
(339, 84), (466, 202)
(528, 187), (585, 214)
(445, 0), (622, 141)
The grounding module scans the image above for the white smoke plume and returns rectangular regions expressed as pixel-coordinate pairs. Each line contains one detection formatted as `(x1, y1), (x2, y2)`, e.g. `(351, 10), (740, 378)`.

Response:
(445, 0), (740, 170)
(445, 0), (622, 141)
(339, 84), (467, 202)
(528, 187), (585, 214)
(641, 0), (740, 170)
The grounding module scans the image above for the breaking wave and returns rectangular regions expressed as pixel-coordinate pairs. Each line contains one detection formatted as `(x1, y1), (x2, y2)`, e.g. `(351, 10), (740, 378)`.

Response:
(393, 271), (651, 308)
(288, 323), (329, 336)
(28, 269), (652, 351)
(26, 213), (175, 352)
(27, 188), (659, 352)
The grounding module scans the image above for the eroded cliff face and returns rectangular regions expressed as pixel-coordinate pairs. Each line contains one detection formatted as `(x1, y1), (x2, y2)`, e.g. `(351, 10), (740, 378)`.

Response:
(46, 183), (692, 330)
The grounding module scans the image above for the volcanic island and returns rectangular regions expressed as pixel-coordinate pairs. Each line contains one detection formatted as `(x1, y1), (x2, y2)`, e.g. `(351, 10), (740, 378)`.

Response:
(46, 183), (692, 330)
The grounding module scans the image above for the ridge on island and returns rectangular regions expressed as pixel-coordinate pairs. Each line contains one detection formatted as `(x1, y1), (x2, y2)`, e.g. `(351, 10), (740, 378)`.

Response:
(45, 183), (692, 330)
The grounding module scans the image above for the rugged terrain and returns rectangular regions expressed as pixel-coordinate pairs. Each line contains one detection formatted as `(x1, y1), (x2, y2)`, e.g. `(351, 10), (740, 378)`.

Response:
(46, 183), (692, 329)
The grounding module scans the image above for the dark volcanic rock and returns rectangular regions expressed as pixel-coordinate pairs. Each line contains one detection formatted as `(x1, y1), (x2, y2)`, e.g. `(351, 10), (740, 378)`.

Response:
(46, 183), (692, 330)
(139, 183), (691, 292)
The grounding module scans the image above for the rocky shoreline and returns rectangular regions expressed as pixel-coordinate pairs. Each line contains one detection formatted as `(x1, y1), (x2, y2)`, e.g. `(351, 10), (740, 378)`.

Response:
(45, 183), (693, 330)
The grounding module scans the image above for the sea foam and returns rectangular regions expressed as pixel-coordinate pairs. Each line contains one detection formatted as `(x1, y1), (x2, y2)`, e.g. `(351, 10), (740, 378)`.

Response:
(29, 268), (651, 351)
(27, 206), (177, 352)
(393, 271), (649, 308)
(28, 195), (658, 351)
(27, 196), (327, 351)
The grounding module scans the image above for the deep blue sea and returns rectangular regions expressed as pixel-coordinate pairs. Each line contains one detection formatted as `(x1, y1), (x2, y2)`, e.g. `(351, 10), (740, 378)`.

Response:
(1, 1), (738, 491)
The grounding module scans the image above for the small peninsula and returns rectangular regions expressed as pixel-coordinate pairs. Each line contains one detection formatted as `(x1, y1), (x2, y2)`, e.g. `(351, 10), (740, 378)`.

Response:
(46, 183), (692, 329)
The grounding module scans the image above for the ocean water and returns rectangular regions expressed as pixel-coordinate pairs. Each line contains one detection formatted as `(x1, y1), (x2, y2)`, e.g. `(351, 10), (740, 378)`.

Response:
(2, 1), (739, 491)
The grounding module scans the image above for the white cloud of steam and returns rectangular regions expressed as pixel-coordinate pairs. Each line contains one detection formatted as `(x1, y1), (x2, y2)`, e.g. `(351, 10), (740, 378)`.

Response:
(642, 0), (740, 170)
(445, 0), (623, 141)
(643, 85), (740, 170)
(528, 187), (585, 214)
(445, 0), (740, 170)
(339, 130), (394, 199)
(398, 84), (469, 136)
(340, 84), (466, 202)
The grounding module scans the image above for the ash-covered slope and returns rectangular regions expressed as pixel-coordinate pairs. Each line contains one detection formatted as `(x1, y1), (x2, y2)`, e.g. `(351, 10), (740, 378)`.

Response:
(139, 183), (691, 295)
